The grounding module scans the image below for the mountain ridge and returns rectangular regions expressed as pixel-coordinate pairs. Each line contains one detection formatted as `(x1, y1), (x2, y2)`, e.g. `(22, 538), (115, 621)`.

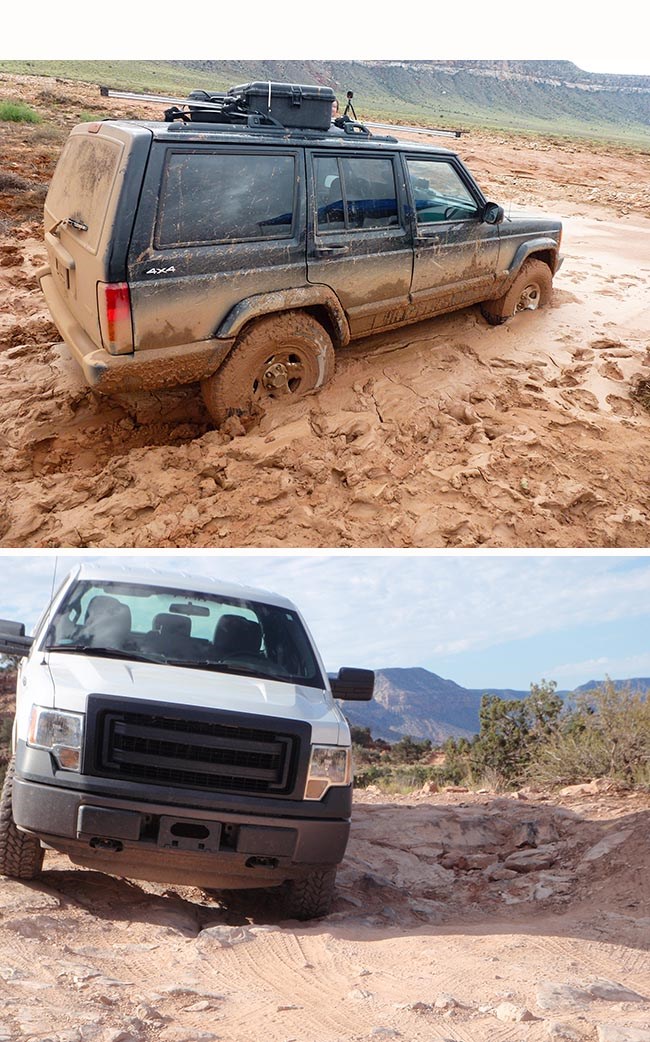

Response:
(344, 667), (650, 742)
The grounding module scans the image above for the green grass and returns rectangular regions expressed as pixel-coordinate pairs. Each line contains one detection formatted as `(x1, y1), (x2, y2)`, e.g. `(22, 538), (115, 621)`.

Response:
(0, 99), (41, 123)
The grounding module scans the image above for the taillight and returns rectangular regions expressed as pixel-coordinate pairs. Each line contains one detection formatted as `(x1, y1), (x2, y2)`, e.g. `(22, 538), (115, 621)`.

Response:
(97, 282), (133, 355)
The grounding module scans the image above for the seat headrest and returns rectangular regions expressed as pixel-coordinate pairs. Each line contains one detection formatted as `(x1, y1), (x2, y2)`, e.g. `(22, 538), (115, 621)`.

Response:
(153, 612), (192, 637)
(213, 614), (262, 657)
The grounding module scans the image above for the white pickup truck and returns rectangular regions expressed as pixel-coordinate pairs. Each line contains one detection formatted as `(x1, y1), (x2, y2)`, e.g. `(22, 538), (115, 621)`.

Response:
(0, 564), (373, 919)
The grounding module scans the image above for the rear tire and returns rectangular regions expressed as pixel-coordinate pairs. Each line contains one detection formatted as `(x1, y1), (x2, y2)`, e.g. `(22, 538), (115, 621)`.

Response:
(201, 310), (335, 426)
(481, 258), (553, 326)
(282, 867), (337, 921)
(0, 757), (44, 880)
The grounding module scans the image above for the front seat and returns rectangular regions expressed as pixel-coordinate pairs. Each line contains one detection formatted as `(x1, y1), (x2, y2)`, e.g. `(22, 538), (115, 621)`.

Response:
(212, 614), (262, 659)
(82, 595), (132, 648)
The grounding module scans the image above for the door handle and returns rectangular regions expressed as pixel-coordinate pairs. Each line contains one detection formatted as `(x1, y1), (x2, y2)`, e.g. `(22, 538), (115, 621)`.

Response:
(414, 235), (440, 246)
(316, 244), (350, 254)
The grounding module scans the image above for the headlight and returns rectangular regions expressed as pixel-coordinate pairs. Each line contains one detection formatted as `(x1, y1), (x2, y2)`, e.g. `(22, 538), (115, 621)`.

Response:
(27, 706), (84, 771)
(305, 745), (351, 800)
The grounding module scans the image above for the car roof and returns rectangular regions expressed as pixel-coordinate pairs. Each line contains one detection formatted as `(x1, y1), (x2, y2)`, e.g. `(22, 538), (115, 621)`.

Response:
(68, 562), (298, 611)
(102, 119), (458, 157)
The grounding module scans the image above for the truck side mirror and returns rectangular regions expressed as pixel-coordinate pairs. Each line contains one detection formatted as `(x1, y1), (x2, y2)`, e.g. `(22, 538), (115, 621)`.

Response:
(328, 667), (374, 701)
(483, 201), (505, 225)
(0, 620), (33, 658)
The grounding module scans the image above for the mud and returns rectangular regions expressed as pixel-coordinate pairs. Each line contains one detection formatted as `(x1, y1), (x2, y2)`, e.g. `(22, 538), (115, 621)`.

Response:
(1, 73), (650, 547)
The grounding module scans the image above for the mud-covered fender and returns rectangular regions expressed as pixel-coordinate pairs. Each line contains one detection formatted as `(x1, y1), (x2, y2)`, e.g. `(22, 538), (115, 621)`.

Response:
(507, 237), (562, 279)
(215, 286), (351, 348)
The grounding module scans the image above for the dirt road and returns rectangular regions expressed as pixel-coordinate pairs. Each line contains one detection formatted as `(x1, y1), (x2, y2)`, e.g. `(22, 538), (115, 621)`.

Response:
(1, 787), (648, 1042)
(1, 73), (650, 548)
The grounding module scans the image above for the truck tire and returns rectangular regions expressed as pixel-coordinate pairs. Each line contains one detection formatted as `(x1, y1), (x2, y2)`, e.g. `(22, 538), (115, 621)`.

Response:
(201, 310), (335, 425)
(0, 757), (44, 879)
(282, 867), (337, 921)
(481, 258), (553, 326)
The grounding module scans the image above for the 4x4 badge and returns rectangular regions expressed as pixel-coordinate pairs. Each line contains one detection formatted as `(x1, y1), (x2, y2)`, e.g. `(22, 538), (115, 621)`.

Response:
(145, 265), (176, 275)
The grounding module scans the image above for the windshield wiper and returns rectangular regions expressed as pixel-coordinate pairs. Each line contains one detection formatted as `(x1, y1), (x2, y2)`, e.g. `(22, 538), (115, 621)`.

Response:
(45, 645), (161, 665)
(164, 659), (283, 682)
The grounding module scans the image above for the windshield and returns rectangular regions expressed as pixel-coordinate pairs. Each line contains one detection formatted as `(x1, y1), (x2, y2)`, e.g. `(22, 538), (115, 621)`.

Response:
(43, 580), (324, 689)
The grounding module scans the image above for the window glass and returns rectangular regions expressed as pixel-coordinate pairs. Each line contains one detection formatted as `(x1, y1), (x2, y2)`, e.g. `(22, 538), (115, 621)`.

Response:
(407, 159), (479, 224)
(340, 157), (398, 228)
(157, 152), (295, 246)
(315, 155), (398, 232)
(43, 580), (324, 688)
(315, 156), (345, 230)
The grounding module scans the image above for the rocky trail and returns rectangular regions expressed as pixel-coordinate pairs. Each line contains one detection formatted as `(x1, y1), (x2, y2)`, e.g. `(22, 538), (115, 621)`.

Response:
(1, 73), (650, 547)
(0, 786), (648, 1042)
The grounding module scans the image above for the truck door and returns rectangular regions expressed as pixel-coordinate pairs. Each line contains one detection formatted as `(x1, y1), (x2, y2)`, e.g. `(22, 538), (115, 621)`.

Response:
(306, 150), (413, 338)
(404, 155), (500, 313)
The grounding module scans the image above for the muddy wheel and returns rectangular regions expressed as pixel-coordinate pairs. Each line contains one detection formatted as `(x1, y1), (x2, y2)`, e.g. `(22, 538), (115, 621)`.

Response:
(480, 258), (553, 326)
(281, 867), (337, 921)
(201, 311), (335, 425)
(0, 757), (44, 879)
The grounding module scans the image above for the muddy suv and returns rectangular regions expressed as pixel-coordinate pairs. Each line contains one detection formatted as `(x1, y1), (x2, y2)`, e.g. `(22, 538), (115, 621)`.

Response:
(38, 88), (563, 424)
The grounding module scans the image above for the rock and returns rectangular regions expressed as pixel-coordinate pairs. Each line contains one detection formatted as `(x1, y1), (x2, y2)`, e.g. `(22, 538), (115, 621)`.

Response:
(581, 832), (633, 863)
(134, 1005), (164, 1023)
(558, 780), (602, 797)
(196, 924), (254, 948)
(536, 983), (593, 1010)
(182, 1001), (214, 1013)
(597, 1028), (650, 1042)
(504, 846), (558, 873)
(494, 1002), (538, 1022)
(348, 988), (372, 1000)
(444, 786), (469, 793)
(434, 994), (469, 1010)
(0, 880), (60, 912)
(546, 1022), (583, 1040)
(586, 980), (647, 1002)
(485, 864), (519, 881)
(370, 1030), (400, 1038)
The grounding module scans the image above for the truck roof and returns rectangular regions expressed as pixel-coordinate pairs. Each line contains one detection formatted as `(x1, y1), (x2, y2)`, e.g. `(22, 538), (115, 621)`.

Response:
(100, 119), (458, 157)
(70, 562), (297, 611)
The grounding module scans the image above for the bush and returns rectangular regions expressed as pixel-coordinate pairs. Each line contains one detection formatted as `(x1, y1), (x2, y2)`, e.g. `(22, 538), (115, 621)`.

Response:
(530, 679), (650, 788)
(0, 100), (41, 123)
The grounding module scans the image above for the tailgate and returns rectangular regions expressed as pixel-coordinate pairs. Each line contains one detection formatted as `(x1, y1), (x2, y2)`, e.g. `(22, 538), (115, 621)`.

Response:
(43, 122), (152, 351)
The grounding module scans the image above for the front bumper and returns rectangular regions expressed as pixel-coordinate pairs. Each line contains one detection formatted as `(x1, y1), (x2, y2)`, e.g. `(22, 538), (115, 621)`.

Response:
(39, 268), (234, 393)
(13, 773), (350, 887)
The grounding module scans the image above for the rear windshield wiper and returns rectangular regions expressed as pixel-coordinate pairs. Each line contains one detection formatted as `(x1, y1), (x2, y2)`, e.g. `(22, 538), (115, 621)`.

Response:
(48, 216), (88, 235)
(45, 645), (161, 664)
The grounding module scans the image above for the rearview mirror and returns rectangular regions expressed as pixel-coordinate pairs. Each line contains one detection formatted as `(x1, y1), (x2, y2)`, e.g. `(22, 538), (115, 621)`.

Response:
(328, 667), (374, 701)
(0, 620), (33, 658)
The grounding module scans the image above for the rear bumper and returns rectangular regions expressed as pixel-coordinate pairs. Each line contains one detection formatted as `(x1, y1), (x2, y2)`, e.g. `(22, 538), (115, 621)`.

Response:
(39, 268), (234, 393)
(13, 775), (350, 888)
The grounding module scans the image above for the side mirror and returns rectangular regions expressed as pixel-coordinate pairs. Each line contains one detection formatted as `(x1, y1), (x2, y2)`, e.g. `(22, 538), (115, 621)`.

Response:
(483, 201), (505, 225)
(329, 667), (374, 701)
(0, 620), (33, 658)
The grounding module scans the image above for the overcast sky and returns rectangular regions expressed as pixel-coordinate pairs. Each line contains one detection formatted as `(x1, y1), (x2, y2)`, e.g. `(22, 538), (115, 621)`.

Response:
(2, 552), (649, 691)
(6, 0), (650, 76)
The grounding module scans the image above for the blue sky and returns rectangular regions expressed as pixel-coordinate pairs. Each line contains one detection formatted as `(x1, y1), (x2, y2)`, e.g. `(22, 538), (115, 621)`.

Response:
(7, 1), (650, 76)
(1, 552), (649, 691)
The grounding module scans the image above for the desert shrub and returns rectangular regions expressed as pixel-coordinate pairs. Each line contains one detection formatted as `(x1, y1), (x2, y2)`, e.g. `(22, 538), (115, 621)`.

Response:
(470, 680), (563, 785)
(0, 100), (41, 123)
(530, 679), (650, 788)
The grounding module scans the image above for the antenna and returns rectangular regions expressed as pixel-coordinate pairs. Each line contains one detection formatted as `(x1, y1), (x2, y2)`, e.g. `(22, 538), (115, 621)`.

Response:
(50, 555), (59, 605)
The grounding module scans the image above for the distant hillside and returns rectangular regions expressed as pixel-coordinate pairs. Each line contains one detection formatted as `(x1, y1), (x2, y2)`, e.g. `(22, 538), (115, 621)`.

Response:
(1, 59), (649, 143)
(344, 668), (649, 742)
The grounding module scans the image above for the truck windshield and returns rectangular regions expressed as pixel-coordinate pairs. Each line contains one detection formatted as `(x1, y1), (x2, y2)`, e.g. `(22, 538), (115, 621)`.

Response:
(43, 580), (324, 689)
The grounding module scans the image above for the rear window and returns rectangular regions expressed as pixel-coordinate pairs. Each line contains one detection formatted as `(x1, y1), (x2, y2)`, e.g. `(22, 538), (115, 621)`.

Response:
(46, 135), (122, 253)
(156, 151), (296, 247)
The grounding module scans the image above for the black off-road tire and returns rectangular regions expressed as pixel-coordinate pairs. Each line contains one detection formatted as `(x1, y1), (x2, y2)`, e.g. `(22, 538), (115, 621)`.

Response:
(282, 867), (337, 921)
(0, 757), (44, 879)
(201, 310), (335, 426)
(480, 258), (553, 326)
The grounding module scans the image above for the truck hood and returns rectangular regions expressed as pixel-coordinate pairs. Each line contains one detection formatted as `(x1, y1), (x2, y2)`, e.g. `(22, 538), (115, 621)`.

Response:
(46, 652), (344, 745)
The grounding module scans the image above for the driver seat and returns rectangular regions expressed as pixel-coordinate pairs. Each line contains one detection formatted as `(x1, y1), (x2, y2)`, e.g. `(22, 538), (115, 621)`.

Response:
(212, 614), (262, 658)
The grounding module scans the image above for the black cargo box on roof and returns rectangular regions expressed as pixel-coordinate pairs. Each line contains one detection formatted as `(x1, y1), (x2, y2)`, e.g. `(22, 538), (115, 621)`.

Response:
(188, 82), (336, 130)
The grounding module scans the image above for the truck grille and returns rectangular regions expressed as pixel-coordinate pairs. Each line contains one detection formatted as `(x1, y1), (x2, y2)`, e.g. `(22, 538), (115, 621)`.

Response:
(92, 703), (298, 796)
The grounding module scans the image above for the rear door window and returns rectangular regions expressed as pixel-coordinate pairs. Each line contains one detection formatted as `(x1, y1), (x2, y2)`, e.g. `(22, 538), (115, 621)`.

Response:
(156, 151), (296, 247)
(315, 154), (399, 232)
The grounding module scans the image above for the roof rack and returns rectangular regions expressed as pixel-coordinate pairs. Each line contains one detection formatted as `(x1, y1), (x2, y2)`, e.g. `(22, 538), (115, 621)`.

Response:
(98, 84), (465, 139)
